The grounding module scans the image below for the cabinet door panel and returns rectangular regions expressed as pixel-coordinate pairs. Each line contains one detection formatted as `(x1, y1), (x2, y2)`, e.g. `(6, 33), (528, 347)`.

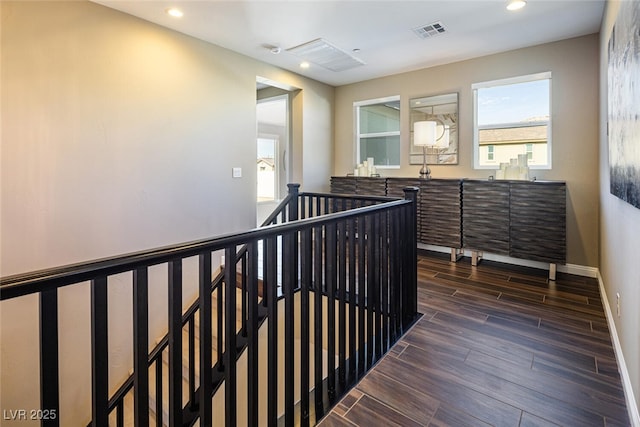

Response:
(462, 181), (510, 254)
(510, 182), (566, 263)
(420, 180), (462, 248)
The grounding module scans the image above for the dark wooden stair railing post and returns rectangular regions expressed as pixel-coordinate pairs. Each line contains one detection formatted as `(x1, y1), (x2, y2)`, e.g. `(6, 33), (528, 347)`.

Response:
(285, 182), (300, 427)
(287, 183), (300, 220)
(247, 242), (259, 427)
(224, 247), (238, 427)
(40, 288), (60, 427)
(90, 275), (109, 427)
(403, 187), (419, 329)
(168, 260), (183, 427)
(133, 267), (149, 427)
(300, 227), (312, 427)
(198, 252), (213, 426)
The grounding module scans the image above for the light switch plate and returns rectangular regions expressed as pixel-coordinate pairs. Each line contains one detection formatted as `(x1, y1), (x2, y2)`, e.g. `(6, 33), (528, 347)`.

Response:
(232, 167), (242, 178)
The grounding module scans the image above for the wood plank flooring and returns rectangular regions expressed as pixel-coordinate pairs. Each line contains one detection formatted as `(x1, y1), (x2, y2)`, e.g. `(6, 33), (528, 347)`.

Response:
(318, 251), (631, 426)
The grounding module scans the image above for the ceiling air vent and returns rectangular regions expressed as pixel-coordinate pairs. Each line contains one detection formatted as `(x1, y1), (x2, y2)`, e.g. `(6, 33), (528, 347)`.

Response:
(286, 38), (365, 72)
(413, 21), (447, 39)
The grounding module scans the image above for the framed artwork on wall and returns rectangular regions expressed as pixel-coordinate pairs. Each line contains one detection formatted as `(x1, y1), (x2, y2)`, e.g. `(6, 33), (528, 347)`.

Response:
(608, 0), (640, 209)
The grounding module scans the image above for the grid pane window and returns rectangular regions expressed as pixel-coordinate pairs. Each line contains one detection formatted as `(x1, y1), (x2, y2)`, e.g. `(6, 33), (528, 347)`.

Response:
(473, 73), (551, 169)
(356, 97), (400, 168)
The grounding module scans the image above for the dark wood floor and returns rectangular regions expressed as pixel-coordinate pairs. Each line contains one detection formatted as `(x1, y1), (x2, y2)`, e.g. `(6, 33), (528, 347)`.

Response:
(318, 251), (631, 427)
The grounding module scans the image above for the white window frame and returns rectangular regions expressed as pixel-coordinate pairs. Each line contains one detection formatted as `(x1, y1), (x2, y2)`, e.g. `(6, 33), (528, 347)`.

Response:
(354, 95), (401, 169)
(472, 72), (552, 170)
(256, 133), (279, 204)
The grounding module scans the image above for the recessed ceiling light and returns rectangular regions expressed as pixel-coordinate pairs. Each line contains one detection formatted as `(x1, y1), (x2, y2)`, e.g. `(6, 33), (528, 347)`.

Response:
(506, 0), (526, 11)
(166, 8), (183, 18)
(300, 62), (310, 69)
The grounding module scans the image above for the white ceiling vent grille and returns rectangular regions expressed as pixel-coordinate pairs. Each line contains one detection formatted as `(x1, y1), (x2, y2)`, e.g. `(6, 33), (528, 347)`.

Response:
(413, 21), (447, 39)
(286, 38), (365, 72)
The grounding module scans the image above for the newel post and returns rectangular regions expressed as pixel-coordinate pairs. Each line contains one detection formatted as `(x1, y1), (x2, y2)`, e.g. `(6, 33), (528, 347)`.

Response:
(287, 183), (300, 221)
(402, 186), (419, 327)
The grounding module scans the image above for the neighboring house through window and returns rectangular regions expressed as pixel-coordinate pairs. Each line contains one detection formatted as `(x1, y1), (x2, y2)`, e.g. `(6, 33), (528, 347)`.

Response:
(473, 72), (552, 169)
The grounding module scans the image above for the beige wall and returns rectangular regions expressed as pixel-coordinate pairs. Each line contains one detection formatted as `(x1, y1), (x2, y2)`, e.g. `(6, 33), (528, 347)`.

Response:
(599, 1), (640, 420)
(0, 1), (332, 424)
(334, 35), (600, 268)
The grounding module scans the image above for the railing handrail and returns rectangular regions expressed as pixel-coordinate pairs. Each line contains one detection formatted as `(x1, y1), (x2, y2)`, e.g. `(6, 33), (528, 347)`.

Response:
(0, 197), (411, 301)
(260, 191), (295, 226)
(301, 191), (398, 203)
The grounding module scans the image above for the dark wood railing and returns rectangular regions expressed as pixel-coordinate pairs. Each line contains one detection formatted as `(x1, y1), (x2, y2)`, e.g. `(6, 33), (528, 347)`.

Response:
(0, 184), (419, 427)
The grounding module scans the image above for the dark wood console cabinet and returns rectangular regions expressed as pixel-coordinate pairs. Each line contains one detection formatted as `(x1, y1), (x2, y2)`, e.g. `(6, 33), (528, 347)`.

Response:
(330, 176), (566, 279)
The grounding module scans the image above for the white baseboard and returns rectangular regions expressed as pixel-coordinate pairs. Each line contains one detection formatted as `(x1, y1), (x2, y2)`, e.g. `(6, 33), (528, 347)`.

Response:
(559, 263), (599, 278)
(417, 244), (598, 278)
(597, 271), (640, 427)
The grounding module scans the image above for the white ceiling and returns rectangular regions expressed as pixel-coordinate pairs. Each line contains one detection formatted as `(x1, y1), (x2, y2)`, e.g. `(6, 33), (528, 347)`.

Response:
(92, 0), (605, 87)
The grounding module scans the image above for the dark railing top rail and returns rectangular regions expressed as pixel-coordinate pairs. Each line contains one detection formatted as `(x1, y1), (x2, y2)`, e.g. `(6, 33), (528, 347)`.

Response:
(301, 191), (399, 203)
(260, 190), (295, 226)
(0, 196), (414, 301)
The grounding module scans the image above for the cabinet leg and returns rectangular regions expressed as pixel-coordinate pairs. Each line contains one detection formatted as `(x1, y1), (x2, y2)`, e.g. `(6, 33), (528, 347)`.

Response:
(549, 263), (557, 281)
(471, 251), (482, 267)
(450, 248), (463, 263)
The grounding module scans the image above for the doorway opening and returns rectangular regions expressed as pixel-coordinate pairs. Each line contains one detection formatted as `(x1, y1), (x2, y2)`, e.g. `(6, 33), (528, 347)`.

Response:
(256, 89), (290, 225)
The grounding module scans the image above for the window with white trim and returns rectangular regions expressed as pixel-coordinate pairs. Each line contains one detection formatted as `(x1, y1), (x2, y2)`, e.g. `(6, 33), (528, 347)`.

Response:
(355, 96), (401, 168)
(473, 72), (552, 169)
